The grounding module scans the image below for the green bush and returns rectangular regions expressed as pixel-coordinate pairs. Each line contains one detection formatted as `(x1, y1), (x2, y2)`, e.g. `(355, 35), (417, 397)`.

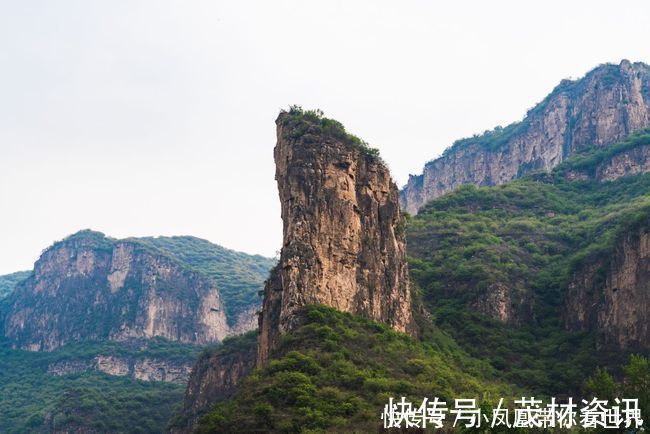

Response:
(196, 305), (517, 433)
(280, 105), (382, 160)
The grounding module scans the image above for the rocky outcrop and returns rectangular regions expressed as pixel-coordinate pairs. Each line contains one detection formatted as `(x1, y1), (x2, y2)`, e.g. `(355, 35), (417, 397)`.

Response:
(138, 235), (276, 333)
(558, 131), (650, 182)
(563, 223), (650, 351)
(0, 270), (31, 300)
(47, 355), (193, 384)
(596, 145), (650, 181)
(472, 283), (516, 323)
(174, 110), (416, 432)
(3, 230), (228, 351)
(171, 333), (257, 433)
(133, 357), (193, 383)
(257, 109), (415, 366)
(228, 305), (259, 336)
(402, 60), (650, 213)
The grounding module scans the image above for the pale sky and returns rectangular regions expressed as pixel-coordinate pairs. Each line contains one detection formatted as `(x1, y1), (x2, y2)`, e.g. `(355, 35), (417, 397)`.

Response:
(1, 0), (650, 274)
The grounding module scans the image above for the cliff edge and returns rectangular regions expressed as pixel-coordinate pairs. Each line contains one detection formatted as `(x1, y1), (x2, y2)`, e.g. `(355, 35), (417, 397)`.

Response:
(257, 107), (415, 365)
(402, 60), (650, 213)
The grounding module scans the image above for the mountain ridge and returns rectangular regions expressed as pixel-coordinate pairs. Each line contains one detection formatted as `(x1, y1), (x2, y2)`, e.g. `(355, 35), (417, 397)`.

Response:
(401, 59), (650, 213)
(1, 230), (275, 352)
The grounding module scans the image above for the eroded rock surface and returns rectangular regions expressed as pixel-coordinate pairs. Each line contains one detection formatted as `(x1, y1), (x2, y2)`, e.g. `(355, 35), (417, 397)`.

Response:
(564, 224), (650, 351)
(258, 110), (415, 366)
(3, 231), (228, 351)
(47, 355), (193, 384)
(402, 60), (650, 213)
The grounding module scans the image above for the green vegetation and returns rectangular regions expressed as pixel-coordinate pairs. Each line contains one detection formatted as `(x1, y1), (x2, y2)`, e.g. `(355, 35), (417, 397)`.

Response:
(47, 228), (115, 252)
(0, 336), (196, 433)
(190, 134), (650, 432)
(437, 63), (632, 159)
(195, 305), (517, 433)
(136, 236), (276, 325)
(554, 128), (650, 177)
(29, 336), (204, 364)
(5, 120), (650, 432)
(407, 159), (650, 395)
(583, 355), (650, 431)
(280, 105), (382, 160)
(35, 231), (275, 327)
(169, 332), (259, 430)
(195, 329), (258, 363)
(0, 231), (275, 430)
(442, 121), (530, 156)
(0, 271), (30, 299)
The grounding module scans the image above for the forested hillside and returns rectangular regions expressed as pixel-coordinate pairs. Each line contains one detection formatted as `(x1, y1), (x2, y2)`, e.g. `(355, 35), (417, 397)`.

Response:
(0, 271), (30, 299)
(180, 132), (650, 432)
(0, 336), (199, 433)
(407, 136), (650, 394)
(137, 236), (276, 325)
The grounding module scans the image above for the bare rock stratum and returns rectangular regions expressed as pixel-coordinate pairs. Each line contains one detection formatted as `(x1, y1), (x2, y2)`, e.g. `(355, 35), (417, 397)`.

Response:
(3, 230), (229, 351)
(564, 222), (650, 351)
(257, 108), (414, 365)
(402, 60), (650, 213)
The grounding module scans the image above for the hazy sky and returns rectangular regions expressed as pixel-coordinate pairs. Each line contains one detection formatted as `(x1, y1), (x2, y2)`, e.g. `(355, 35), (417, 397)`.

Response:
(1, 0), (649, 274)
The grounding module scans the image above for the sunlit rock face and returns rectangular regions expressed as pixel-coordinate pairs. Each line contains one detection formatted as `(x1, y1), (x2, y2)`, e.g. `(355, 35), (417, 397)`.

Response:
(564, 224), (650, 352)
(257, 110), (415, 366)
(47, 354), (193, 384)
(3, 231), (228, 351)
(402, 60), (650, 214)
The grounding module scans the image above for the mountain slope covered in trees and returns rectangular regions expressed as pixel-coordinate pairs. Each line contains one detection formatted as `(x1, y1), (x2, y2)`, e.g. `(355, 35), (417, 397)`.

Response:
(0, 336), (197, 433)
(407, 134), (650, 394)
(180, 122), (650, 433)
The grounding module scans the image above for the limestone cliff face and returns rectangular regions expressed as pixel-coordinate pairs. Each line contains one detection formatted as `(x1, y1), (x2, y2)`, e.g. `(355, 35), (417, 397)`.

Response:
(3, 231), (228, 351)
(402, 60), (650, 214)
(257, 110), (414, 366)
(173, 334), (257, 432)
(563, 143), (650, 182)
(174, 111), (416, 432)
(563, 223), (650, 351)
(47, 355), (193, 384)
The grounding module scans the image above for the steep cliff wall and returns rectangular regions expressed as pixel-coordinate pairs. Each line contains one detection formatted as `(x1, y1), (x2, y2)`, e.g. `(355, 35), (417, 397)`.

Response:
(257, 108), (414, 366)
(3, 231), (228, 351)
(172, 333), (257, 432)
(406, 144), (650, 331)
(402, 60), (650, 213)
(47, 354), (193, 384)
(563, 145), (650, 182)
(564, 223), (650, 351)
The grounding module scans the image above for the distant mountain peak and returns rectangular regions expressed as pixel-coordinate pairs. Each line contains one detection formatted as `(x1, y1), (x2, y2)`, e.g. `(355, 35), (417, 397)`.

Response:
(401, 60), (650, 214)
(2, 231), (275, 351)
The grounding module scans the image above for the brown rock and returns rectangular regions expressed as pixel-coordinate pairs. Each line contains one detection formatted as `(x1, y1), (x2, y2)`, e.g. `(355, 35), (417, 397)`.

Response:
(257, 109), (415, 366)
(170, 334), (257, 433)
(402, 60), (650, 214)
(596, 145), (650, 181)
(173, 111), (417, 433)
(563, 224), (650, 351)
(47, 354), (193, 385)
(3, 231), (228, 351)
